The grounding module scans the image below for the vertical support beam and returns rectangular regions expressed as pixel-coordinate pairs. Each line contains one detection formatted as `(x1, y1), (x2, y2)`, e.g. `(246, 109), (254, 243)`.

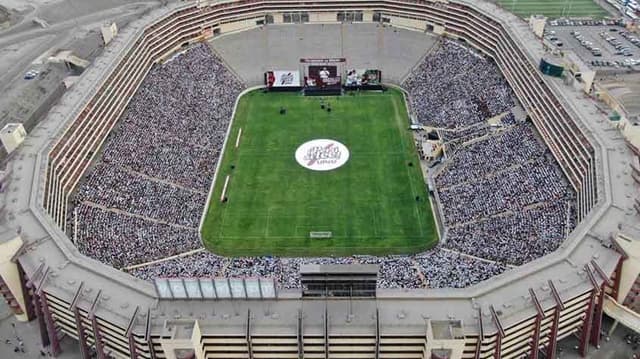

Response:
(88, 290), (106, 359)
(579, 266), (600, 357)
(590, 260), (613, 349)
(247, 308), (253, 359)
(529, 289), (544, 359)
(273, 278), (278, 299)
(611, 257), (624, 301)
(297, 309), (303, 359)
(89, 313), (107, 359)
(578, 289), (596, 357)
(257, 278), (264, 299)
(546, 281), (565, 359)
(149, 336), (157, 359)
(591, 283), (605, 348)
(30, 288), (50, 347)
(375, 308), (380, 359)
(212, 279), (218, 299)
(69, 282), (90, 359)
(126, 306), (140, 359)
(29, 265), (49, 347)
(145, 308), (157, 359)
(546, 307), (560, 359)
(242, 279), (248, 299)
(39, 291), (62, 357)
(489, 306), (505, 359)
(324, 301), (329, 359)
(72, 307), (91, 359)
(166, 279), (175, 299)
(475, 308), (484, 359)
(17, 262), (36, 321)
(128, 332), (139, 359)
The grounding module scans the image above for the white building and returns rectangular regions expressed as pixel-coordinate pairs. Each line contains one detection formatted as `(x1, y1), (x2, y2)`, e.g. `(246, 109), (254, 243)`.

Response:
(0, 123), (26, 155)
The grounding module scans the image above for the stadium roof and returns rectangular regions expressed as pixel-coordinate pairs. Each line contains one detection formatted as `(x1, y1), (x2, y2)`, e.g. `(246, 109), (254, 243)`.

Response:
(1, 0), (637, 337)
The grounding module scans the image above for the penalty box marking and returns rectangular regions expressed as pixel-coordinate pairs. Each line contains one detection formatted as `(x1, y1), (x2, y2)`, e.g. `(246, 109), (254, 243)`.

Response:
(220, 206), (421, 239)
(218, 234), (427, 240)
(206, 242), (431, 260)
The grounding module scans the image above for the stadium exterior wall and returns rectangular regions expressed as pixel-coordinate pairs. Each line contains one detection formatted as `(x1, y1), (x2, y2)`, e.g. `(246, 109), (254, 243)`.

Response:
(0, 0), (634, 359)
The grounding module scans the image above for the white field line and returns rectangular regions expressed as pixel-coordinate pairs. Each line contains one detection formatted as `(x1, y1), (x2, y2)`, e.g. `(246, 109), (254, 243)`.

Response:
(235, 128), (242, 148)
(220, 175), (231, 202)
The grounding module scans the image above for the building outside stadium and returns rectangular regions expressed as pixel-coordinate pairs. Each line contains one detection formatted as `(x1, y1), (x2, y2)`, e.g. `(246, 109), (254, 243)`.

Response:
(0, 1), (639, 359)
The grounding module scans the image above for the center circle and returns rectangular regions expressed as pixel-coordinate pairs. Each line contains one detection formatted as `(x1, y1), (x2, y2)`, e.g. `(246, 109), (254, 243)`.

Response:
(295, 139), (350, 171)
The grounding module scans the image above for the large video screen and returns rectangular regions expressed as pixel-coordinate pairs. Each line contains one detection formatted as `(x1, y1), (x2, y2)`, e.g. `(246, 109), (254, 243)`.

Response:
(345, 69), (381, 87)
(265, 70), (301, 88)
(306, 65), (340, 87)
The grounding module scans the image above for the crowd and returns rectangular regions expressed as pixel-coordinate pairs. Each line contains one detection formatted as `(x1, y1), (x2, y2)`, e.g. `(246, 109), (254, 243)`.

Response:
(402, 40), (576, 267)
(438, 112), (519, 147)
(74, 204), (201, 268)
(72, 43), (244, 267)
(70, 41), (575, 290)
(444, 202), (571, 265)
(403, 40), (515, 129)
(75, 164), (206, 228)
(128, 249), (509, 289)
(414, 250), (505, 288)
(439, 123), (490, 144)
(432, 111), (575, 266)
(435, 123), (548, 188)
(438, 158), (572, 225)
(501, 112), (517, 126)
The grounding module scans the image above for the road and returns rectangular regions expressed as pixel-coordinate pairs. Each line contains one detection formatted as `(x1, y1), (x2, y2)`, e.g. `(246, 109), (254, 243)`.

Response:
(0, 2), (159, 48)
(0, 0), (163, 127)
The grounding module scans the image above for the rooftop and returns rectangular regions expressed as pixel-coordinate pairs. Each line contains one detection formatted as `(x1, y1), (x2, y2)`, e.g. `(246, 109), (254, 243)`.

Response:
(0, 122), (22, 134)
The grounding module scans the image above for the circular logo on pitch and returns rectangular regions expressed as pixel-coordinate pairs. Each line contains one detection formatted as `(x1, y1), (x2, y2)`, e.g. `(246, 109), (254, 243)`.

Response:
(295, 139), (350, 171)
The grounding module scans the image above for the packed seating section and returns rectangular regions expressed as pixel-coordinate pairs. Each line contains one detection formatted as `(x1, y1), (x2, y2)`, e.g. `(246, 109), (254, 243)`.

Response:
(71, 41), (575, 289)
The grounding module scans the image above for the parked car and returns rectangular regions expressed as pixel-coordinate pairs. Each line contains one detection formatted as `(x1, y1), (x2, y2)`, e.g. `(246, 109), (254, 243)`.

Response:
(24, 70), (39, 80)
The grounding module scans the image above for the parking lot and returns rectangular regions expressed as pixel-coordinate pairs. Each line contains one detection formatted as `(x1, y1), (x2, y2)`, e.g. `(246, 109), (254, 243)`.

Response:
(546, 21), (640, 70)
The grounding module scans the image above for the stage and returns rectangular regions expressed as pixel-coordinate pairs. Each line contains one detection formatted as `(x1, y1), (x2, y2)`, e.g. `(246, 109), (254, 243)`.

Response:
(303, 86), (342, 96)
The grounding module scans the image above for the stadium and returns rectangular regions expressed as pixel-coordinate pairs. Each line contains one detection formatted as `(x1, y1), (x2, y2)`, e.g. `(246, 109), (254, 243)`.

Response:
(0, 0), (639, 358)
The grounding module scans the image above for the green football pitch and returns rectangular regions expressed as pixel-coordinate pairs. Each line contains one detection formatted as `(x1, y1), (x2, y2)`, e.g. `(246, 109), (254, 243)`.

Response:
(496, 0), (609, 18)
(201, 89), (438, 257)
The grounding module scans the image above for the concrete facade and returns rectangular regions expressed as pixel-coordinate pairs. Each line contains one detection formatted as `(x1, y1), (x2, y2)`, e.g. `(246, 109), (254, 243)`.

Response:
(0, 122), (26, 154)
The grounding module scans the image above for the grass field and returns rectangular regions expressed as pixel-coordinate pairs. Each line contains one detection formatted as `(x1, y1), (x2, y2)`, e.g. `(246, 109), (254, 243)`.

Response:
(201, 89), (438, 257)
(496, 0), (609, 18)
